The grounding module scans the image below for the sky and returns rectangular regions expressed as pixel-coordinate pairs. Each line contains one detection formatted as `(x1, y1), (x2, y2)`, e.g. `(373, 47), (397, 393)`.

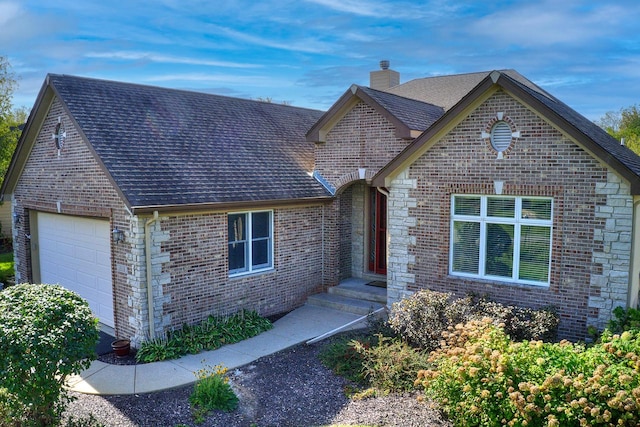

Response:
(1, 0), (639, 121)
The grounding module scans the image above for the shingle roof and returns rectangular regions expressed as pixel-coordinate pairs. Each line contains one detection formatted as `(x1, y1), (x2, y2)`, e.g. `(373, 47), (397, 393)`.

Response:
(355, 85), (444, 131)
(373, 70), (640, 192)
(501, 73), (640, 178)
(48, 74), (330, 210)
(386, 69), (548, 110)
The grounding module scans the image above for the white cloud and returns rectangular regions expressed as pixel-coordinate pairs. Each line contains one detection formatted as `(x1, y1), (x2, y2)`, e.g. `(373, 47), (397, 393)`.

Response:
(469, 2), (628, 47)
(85, 51), (262, 69)
(0, 1), (21, 26)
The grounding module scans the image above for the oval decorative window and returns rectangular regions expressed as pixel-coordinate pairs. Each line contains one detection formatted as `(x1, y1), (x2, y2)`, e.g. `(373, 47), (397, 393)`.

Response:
(490, 121), (512, 152)
(54, 122), (66, 149)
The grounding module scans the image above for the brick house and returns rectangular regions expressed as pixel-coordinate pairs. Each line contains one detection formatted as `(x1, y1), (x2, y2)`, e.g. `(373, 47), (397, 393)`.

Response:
(2, 66), (639, 343)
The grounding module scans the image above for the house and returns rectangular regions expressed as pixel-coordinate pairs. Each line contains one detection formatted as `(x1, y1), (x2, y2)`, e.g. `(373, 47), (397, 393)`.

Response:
(2, 65), (639, 344)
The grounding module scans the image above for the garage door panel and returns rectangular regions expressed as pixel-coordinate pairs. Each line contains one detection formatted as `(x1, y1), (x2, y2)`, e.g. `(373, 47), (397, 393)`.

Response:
(36, 213), (114, 327)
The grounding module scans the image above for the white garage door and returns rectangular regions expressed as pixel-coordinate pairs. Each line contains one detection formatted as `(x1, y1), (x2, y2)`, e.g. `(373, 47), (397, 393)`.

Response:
(36, 212), (114, 327)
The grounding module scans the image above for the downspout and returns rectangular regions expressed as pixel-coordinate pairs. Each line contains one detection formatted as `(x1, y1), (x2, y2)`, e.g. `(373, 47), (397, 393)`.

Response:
(145, 211), (159, 339)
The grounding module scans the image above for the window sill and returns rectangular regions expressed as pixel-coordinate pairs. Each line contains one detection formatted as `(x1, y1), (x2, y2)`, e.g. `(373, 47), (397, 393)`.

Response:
(448, 273), (550, 289)
(229, 267), (275, 280)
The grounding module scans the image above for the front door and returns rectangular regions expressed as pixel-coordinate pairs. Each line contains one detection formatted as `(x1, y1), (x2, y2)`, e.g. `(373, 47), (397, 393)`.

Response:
(368, 188), (387, 275)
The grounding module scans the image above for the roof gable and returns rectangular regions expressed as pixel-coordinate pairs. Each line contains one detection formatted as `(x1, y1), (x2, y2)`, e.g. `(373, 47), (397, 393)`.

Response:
(373, 71), (640, 193)
(306, 84), (444, 142)
(4, 74), (332, 212)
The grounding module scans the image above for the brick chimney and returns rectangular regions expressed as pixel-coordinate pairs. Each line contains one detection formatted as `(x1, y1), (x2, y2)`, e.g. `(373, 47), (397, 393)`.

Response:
(369, 60), (399, 90)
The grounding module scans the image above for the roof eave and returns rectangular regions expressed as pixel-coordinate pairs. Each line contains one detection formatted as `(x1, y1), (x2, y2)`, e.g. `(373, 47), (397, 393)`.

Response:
(372, 73), (497, 187)
(1, 75), (55, 199)
(495, 73), (640, 194)
(131, 195), (334, 215)
(306, 85), (414, 143)
(373, 71), (640, 193)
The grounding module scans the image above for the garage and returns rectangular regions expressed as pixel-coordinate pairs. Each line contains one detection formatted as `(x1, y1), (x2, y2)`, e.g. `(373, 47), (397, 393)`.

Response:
(35, 212), (114, 327)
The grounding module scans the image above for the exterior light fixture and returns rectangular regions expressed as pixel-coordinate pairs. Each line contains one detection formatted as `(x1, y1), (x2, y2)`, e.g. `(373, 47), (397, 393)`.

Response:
(112, 228), (125, 244)
(13, 213), (21, 224)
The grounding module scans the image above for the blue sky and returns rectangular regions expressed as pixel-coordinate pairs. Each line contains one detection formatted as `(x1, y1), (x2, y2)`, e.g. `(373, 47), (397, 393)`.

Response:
(2, 0), (639, 120)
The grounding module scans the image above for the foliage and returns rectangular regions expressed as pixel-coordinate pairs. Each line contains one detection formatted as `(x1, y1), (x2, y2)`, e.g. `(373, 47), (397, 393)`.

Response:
(597, 104), (640, 155)
(0, 251), (14, 284)
(418, 318), (640, 426)
(136, 309), (272, 362)
(0, 283), (100, 426)
(319, 334), (374, 384)
(190, 364), (238, 423)
(607, 306), (640, 334)
(388, 289), (558, 351)
(352, 334), (430, 393)
(0, 56), (26, 186)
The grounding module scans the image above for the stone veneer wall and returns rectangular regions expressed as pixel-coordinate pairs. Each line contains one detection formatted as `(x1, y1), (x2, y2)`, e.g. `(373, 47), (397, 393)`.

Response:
(386, 169), (417, 304)
(385, 90), (631, 340)
(588, 171), (633, 331)
(351, 183), (366, 278)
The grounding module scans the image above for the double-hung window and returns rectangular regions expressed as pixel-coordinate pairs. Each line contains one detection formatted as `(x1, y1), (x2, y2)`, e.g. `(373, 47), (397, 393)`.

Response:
(228, 211), (273, 276)
(450, 195), (552, 286)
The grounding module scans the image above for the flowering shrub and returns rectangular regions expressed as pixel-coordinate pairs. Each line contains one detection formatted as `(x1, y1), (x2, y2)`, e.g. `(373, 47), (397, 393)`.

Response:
(190, 364), (238, 423)
(388, 289), (558, 351)
(417, 318), (640, 426)
(352, 334), (430, 393)
(387, 290), (473, 351)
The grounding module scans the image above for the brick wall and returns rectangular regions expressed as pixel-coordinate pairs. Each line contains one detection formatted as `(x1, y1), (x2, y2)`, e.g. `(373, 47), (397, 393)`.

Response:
(158, 205), (326, 332)
(315, 100), (410, 190)
(12, 98), (134, 339)
(388, 90), (626, 340)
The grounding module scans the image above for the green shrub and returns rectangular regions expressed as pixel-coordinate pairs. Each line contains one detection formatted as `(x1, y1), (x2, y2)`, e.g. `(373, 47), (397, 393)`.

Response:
(190, 364), (238, 423)
(0, 283), (99, 426)
(387, 290), (473, 351)
(418, 318), (640, 426)
(136, 309), (272, 362)
(319, 335), (374, 384)
(474, 298), (558, 342)
(353, 334), (430, 393)
(388, 289), (558, 351)
(607, 306), (640, 334)
(0, 251), (14, 285)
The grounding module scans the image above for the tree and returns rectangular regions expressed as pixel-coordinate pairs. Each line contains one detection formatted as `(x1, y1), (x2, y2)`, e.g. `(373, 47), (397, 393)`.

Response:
(0, 284), (99, 426)
(597, 104), (640, 155)
(0, 56), (22, 185)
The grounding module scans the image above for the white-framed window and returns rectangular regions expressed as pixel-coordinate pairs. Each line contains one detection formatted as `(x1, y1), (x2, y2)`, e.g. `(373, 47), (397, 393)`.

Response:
(228, 210), (273, 276)
(450, 195), (552, 286)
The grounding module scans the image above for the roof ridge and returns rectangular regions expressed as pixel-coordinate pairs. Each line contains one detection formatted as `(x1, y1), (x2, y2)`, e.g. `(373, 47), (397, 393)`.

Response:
(47, 73), (324, 114)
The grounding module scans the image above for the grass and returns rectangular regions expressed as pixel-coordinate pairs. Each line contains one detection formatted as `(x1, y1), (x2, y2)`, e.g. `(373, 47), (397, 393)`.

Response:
(0, 251), (14, 284)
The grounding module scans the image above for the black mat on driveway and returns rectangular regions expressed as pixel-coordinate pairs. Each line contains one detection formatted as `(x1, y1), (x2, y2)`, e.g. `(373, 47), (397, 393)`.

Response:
(96, 330), (115, 356)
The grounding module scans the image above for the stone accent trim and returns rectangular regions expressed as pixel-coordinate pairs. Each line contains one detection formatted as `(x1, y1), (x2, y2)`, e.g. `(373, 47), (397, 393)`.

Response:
(588, 171), (633, 331)
(127, 214), (171, 346)
(387, 170), (417, 305)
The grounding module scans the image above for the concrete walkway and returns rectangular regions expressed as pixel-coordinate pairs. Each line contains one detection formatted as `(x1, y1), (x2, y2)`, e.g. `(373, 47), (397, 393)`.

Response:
(66, 305), (366, 395)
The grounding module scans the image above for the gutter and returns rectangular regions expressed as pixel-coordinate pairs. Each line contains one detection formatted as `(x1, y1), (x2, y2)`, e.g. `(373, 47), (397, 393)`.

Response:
(145, 211), (159, 339)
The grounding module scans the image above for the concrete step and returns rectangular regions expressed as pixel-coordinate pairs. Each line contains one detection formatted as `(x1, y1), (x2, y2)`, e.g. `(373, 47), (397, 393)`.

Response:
(306, 293), (385, 316)
(328, 281), (387, 304)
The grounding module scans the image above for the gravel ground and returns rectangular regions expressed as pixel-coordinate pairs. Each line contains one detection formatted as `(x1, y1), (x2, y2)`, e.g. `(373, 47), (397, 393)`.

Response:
(63, 336), (451, 427)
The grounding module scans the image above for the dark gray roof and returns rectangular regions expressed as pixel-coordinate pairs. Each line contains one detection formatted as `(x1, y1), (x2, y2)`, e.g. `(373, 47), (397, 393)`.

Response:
(356, 85), (444, 131)
(48, 74), (330, 209)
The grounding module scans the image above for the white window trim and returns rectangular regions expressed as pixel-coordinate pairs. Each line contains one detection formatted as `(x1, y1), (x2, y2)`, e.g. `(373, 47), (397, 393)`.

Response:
(449, 195), (553, 287)
(228, 210), (274, 277)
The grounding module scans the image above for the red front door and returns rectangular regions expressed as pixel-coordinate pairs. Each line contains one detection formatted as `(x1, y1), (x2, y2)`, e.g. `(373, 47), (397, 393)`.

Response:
(368, 188), (387, 275)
